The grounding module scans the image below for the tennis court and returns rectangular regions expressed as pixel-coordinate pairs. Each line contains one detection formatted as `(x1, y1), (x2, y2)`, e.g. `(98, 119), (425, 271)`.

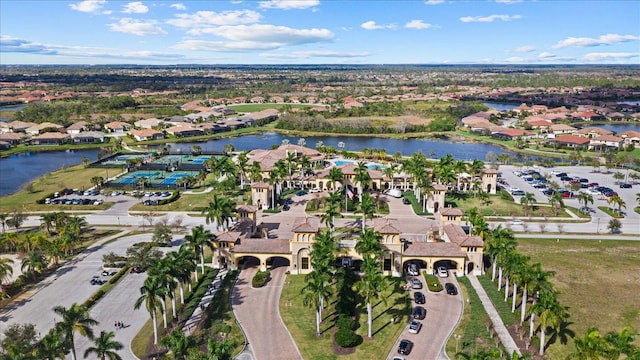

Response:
(100, 154), (150, 167)
(151, 154), (214, 165)
(110, 170), (199, 186)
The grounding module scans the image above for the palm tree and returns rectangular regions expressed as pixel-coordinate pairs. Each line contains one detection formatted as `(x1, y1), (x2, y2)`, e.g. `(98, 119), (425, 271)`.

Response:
(577, 192), (594, 212)
(530, 289), (566, 355)
(354, 161), (371, 201)
(53, 303), (98, 360)
(382, 163), (398, 189)
(549, 192), (565, 217)
(160, 328), (197, 360)
(148, 258), (177, 327)
(354, 228), (387, 338)
(520, 192), (536, 217)
(0, 213), (8, 234)
(603, 325), (640, 359)
(83, 330), (123, 360)
(184, 225), (215, 276)
(203, 195), (235, 230)
(236, 151), (250, 189)
(607, 195), (626, 215)
(166, 247), (195, 304)
(301, 270), (332, 336)
(327, 167), (344, 191)
(248, 161), (263, 183)
(0, 257), (14, 289)
(134, 276), (166, 344)
(527, 264), (556, 338)
(566, 327), (608, 360)
(358, 192), (376, 231)
(321, 203), (340, 231)
(21, 250), (48, 278)
(485, 226), (517, 283)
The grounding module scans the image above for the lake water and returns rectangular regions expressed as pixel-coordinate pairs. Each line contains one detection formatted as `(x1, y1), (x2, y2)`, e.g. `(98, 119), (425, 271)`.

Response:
(594, 123), (640, 134)
(483, 102), (519, 111)
(0, 149), (100, 196)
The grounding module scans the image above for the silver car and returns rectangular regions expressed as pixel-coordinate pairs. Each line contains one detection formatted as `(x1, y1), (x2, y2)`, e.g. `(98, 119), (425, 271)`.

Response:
(408, 319), (422, 334)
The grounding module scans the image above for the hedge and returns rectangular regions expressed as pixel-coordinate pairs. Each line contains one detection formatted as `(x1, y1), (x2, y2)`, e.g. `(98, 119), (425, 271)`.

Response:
(252, 270), (270, 287)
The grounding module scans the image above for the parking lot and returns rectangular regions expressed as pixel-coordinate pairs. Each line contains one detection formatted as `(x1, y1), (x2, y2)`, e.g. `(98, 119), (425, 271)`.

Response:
(43, 188), (174, 207)
(498, 165), (639, 225)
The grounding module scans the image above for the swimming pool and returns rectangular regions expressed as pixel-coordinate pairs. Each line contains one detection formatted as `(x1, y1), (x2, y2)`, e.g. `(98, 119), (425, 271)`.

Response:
(334, 159), (387, 170)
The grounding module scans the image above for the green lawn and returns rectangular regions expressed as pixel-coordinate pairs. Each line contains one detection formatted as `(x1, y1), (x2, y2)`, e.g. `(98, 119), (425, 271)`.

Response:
(280, 274), (410, 360)
(228, 103), (326, 112)
(597, 206), (625, 218)
(516, 238), (640, 359)
(0, 164), (124, 211)
(448, 192), (574, 218)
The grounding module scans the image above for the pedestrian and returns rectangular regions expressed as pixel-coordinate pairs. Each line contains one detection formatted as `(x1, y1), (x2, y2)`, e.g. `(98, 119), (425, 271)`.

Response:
(115, 321), (118, 329)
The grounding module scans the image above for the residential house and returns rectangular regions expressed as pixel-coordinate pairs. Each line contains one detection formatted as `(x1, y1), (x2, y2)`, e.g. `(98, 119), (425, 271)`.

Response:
(66, 121), (87, 135)
(574, 127), (613, 138)
(571, 111), (605, 122)
(30, 132), (70, 145)
(550, 124), (577, 135)
(551, 135), (590, 149)
(72, 131), (106, 143)
(104, 121), (130, 133)
(0, 132), (27, 145)
(589, 135), (624, 151)
(165, 124), (203, 137)
(25, 122), (63, 135)
(492, 128), (534, 140)
(618, 130), (640, 145)
(129, 129), (164, 141)
(7, 121), (36, 133)
(134, 118), (164, 129)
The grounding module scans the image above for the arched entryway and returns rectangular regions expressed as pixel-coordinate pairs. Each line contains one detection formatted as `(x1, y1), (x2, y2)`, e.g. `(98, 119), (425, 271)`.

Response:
(236, 255), (260, 269)
(433, 259), (459, 276)
(433, 201), (440, 213)
(467, 262), (475, 274)
(486, 184), (492, 193)
(266, 256), (291, 270)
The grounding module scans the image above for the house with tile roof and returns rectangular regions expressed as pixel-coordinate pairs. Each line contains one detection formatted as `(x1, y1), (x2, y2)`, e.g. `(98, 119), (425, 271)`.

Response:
(589, 135), (624, 151)
(550, 135), (590, 149)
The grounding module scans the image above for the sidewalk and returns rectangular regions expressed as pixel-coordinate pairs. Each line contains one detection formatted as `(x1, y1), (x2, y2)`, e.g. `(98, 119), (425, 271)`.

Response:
(182, 269), (228, 335)
(466, 274), (521, 356)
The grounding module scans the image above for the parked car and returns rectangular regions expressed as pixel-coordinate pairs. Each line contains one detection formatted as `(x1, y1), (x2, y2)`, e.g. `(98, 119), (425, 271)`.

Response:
(510, 218), (523, 226)
(408, 320), (422, 334)
(511, 190), (525, 196)
(402, 197), (411, 205)
(282, 204), (290, 211)
(397, 339), (414, 355)
(437, 266), (448, 278)
(620, 183), (632, 188)
(414, 292), (425, 304)
(445, 283), (458, 295)
(410, 279), (422, 290)
(412, 306), (426, 320)
(407, 263), (419, 276)
(295, 190), (307, 196)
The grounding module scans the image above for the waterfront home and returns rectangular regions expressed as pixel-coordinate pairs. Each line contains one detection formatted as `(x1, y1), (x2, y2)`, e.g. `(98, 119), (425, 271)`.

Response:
(129, 128), (164, 141)
(72, 131), (106, 143)
(618, 130), (640, 145)
(30, 132), (70, 145)
(574, 127), (613, 139)
(550, 124), (577, 135)
(165, 124), (203, 137)
(0, 132), (27, 145)
(134, 117), (164, 129)
(8, 121), (36, 133)
(492, 128), (534, 140)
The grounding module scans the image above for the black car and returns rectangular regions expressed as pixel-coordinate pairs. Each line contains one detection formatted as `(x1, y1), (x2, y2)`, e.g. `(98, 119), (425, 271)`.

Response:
(620, 183), (632, 188)
(414, 292), (425, 304)
(283, 204), (290, 211)
(402, 197), (410, 205)
(397, 339), (414, 355)
(445, 283), (458, 295)
(412, 306), (426, 320)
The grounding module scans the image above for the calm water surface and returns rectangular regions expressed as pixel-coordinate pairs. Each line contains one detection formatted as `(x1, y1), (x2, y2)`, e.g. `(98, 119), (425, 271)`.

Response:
(0, 149), (100, 196)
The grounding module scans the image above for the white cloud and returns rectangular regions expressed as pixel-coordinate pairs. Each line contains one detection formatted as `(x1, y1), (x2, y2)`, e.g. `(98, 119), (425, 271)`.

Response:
(167, 10), (261, 28)
(405, 20), (436, 30)
(425, 0), (444, 4)
(537, 52), (556, 59)
(122, 2), (149, 14)
(170, 3), (186, 10)
(583, 52), (639, 61)
(261, 50), (371, 59)
(174, 39), (281, 52)
(514, 45), (535, 53)
(361, 21), (396, 30)
(189, 24), (333, 43)
(258, 0), (319, 9)
(495, 0), (523, 3)
(69, 0), (106, 13)
(108, 18), (167, 36)
(460, 14), (522, 23)
(553, 34), (640, 49)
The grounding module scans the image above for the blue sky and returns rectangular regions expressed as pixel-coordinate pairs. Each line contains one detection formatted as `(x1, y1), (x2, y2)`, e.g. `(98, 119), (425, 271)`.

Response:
(1, 0), (639, 65)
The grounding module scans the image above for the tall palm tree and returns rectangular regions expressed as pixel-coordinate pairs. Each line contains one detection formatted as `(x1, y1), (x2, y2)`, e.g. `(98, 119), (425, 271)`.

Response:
(165, 248), (195, 304)
(603, 325), (639, 359)
(236, 151), (250, 189)
(148, 258), (177, 327)
(485, 226), (517, 283)
(549, 192), (565, 217)
(21, 250), (48, 279)
(248, 161), (263, 183)
(607, 195), (626, 215)
(520, 192), (536, 217)
(320, 203), (340, 231)
(134, 276), (166, 344)
(36, 330), (68, 360)
(530, 289), (566, 355)
(160, 328), (197, 360)
(53, 303), (98, 360)
(327, 167), (344, 191)
(382, 163), (399, 189)
(184, 225), (215, 276)
(577, 192), (594, 211)
(527, 265), (556, 338)
(301, 270), (332, 336)
(354, 228), (387, 338)
(83, 330), (123, 360)
(354, 161), (371, 201)
(358, 192), (376, 231)
(566, 327), (608, 360)
(203, 195), (235, 230)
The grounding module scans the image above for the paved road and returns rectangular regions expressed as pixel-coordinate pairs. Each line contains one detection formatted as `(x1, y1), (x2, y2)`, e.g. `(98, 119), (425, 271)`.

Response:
(232, 259), (301, 360)
(387, 274), (463, 360)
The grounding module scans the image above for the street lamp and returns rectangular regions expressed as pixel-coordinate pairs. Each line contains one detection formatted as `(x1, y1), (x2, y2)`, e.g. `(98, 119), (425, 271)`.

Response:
(454, 334), (461, 353)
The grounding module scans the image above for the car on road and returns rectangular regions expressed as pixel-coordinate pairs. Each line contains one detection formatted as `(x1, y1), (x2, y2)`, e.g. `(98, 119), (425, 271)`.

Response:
(414, 292), (425, 304)
(295, 190), (307, 196)
(408, 319), (422, 334)
(309, 188), (321, 193)
(511, 190), (525, 196)
(392, 357), (405, 360)
(397, 339), (414, 355)
(410, 279), (422, 289)
(620, 183), (632, 188)
(445, 283), (458, 295)
(412, 306), (426, 320)
(510, 218), (523, 226)
(407, 263), (419, 276)
(284, 198), (294, 205)
(282, 204), (290, 211)
(402, 197), (411, 205)
(437, 266), (448, 278)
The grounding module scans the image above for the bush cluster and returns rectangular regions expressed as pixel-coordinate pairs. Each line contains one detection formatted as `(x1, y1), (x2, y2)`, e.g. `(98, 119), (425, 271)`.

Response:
(157, 190), (180, 205)
(333, 268), (362, 348)
(252, 270), (270, 288)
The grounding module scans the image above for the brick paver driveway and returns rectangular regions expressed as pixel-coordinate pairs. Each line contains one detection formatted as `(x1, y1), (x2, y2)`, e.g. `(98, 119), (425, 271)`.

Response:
(232, 258), (301, 360)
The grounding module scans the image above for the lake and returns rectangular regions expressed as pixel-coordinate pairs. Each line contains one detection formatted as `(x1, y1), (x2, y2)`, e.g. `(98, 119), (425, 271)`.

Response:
(483, 102), (519, 111)
(593, 123), (640, 134)
(0, 149), (100, 196)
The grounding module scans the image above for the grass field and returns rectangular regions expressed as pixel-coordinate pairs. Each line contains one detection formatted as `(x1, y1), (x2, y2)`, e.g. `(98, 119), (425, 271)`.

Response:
(448, 192), (583, 219)
(227, 103), (326, 112)
(280, 274), (410, 360)
(0, 164), (124, 211)
(516, 238), (640, 359)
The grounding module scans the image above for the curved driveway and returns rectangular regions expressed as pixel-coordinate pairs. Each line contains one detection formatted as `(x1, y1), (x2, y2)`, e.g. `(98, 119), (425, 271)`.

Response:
(232, 260), (301, 360)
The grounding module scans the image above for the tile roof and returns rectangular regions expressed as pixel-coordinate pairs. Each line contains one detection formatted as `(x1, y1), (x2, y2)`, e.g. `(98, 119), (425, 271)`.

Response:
(230, 238), (290, 254)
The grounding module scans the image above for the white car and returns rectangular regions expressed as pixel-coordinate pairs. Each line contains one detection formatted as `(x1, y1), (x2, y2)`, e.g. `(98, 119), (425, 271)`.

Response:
(511, 218), (524, 226)
(407, 264), (419, 276)
(437, 266), (448, 278)
(408, 319), (422, 334)
(309, 188), (320, 193)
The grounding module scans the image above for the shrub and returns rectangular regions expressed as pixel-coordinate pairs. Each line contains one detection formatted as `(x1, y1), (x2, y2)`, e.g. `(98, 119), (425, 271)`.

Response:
(336, 314), (355, 330)
(425, 274), (443, 292)
(158, 190), (180, 205)
(252, 270), (270, 288)
(334, 328), (362, 348)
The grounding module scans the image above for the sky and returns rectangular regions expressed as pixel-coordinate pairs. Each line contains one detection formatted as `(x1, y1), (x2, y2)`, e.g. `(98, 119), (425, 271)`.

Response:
(1, 0), (639, 65)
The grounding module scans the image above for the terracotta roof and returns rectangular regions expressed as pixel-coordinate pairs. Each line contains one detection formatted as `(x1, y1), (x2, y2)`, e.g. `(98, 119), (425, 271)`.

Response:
(440, 208), (463, 216)
(403, 242), (466, 257)
(482, 168), (498, 174)
(230, 238), (290, 254)
(432, 184), (447, 191)
(443, 223), (483, 246)
(574, 127), (612, 136)
(236, 205), (258, 213)
(591, 135), (623, 142)
(251, 181), (270, 188)
(31, 132), (69, 139)
(373, 218), (401, 234)
(216, 231), (241, 243)
(554, 135), (590, 145)
(292, 217), (320, 233)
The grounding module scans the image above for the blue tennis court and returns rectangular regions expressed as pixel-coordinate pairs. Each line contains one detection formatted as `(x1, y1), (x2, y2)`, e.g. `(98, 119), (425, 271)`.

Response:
(111, 171), (161, 185)
(158, 172), (197, 185)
